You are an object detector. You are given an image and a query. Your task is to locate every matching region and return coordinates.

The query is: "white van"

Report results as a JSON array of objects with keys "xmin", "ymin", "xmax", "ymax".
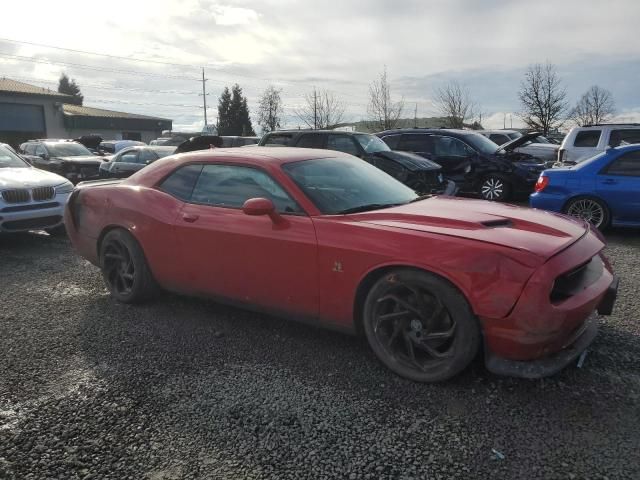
[{"xmin": 558, "ymin": 124, "xmax": 640, "ymax": 164}]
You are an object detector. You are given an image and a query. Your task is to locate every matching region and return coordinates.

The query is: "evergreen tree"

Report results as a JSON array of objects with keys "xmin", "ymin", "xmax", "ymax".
[
  {"xmin": 217, "ymin": 87, "xmax": 232, "ymax": 135},
  {"xmin": 57, "ymin": 73, "xmax": 83, "ymax": 105}
]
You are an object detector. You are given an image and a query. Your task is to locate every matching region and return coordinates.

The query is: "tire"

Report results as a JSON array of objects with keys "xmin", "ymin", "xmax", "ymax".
[
  {"xmin": 46, "ymin": 225, "xmax": 66, "ymax": 237},
  {"xmin": 563, "ymin": 196, "xmax": 611, "ymax": 230},
  {"xmin": 480, "ymin": 175, "xmax": 511, "ymax": 201},
  {"xmin": 99, "ymin": 229, "xmax": 159, "ymax": 303},
  {"xmin": 362, "ymin": 269, "xmax": 480, "ymax": 382}
]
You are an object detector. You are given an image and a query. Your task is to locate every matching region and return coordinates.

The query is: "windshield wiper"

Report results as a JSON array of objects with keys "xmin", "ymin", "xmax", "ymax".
[{"xmin": 337, "ymin": 203, "xmax": 401, "ymax": 214}]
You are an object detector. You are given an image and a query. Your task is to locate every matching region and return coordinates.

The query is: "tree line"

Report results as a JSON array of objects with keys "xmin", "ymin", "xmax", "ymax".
[{"xmin": 57, "ymin": 63, "xmax": 617, "ymax": 137}]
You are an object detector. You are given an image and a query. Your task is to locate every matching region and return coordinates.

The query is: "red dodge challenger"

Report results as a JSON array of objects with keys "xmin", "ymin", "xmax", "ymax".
[{"xmin": 65, "ymin": 148, "xmax": 617, "ymax": 382}]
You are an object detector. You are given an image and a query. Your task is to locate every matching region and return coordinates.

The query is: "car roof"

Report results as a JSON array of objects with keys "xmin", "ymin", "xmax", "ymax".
[
  {"xmin": 378, "ymin": 128, "xmax": 475, "ymax": 136},
  {"xmin": 178, "ymin": 147, "xmax": 344, "ymax": 164},
  {"xmin": 266, "ymin": 130, "xmax": 368, "ymax": 136}
]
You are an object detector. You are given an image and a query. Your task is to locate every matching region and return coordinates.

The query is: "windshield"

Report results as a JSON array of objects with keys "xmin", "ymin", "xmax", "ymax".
[
  {"xmin": 0, "ymin": 145, "xmax": 29, "ymax": 168},
  {"xmin": 283, "ymin": 156, "xmax": 418, "ymax": 214},
  {"xmin": 508, "ymin": 132, "xmax": 522, "ymax": 140},
  {"xmin": 534, "ymin": 136, "xmax": 551, "ymax": 144},
  {"xmin": 354, "ymin": 134, "xmax": 391, "ymax": 153},
  {"xmin": 47, "ymin": 143, "xmax": 93, "ymax": 157},
  {"xmin": 153, "ymin": 147, "xmax": 177, "ymax": 159},
  {"xmin": 464, "ymin": 133, "xmax": 500, "ymax": 155}
]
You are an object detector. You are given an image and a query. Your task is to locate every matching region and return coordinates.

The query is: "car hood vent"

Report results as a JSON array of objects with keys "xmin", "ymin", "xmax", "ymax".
[{"xmin": 481, "ymin": 219, "xmax": 512, "ymax": 228}]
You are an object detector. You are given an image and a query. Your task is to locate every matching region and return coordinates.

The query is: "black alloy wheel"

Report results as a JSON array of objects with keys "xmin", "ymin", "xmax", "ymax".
[
  {"xmin": 99, "ymin": 229, "xmax": 158, "ymax": 303},
  {"xmin": 363, "ymin": 269, "xmax": 480, "ymax": 382}
]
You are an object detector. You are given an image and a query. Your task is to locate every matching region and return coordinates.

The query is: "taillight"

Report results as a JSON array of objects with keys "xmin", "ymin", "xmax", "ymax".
[{"xmin": 534, "ymin": 175, "xmax": 549, "ymax": 193}]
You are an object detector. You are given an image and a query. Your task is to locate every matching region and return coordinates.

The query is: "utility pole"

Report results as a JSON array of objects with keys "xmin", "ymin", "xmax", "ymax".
[
  {"xmin": 414, "ymin": 103, "xmax": 418, "ymax": 128},
  {"xmin": 503, "ymin": 113, "xmax": 506, "ymax": 129},
  {"xmin": 510, "ymin": 114, "xmax": 513, "ymax": 129},
  {"xmin": 199, "ymin": 68, "xmax": 209, "ymax": 131}
]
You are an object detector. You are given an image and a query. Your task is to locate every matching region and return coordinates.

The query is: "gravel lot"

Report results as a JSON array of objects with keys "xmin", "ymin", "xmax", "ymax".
[{"xmin": 1, "ymin": 231, "xmax": 639, "ymax": 480}]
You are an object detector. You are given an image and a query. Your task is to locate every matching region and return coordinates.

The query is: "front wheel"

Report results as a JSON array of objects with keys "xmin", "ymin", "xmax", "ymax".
[
  {"xmin": 564, "ymin": 196, "xmax": 610, "ymax": 230},
  {"xmin": 99, "ymin": 229, "xmax": 159, "ymax": 303},
  {"xmin": 362, "ymin": 269, "xmax": 480, "ymax": 382},
  {"xmin": 480, "ymin": 176, "xmax": 511, "ymax": 201}
]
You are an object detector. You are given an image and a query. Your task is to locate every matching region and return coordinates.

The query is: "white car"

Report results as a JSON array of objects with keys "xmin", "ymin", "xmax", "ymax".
[
  {"xmin": 558, "ymin": 124, "xmax": 640, "ymax": 165},
  {"xmin": 0, "ymin": 144, "xmax": 73, "ymax": 234},
  {"xmin": 479, "ymin": 130, "xmax": 559, "ymax": 164}
]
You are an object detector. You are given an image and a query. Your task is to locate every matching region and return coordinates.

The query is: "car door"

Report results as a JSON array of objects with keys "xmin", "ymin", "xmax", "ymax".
[
  {"xmin": 569, "ymin": 129, "xmax": 602, "ymax": 163},
  {"xmin": 596, "ymin": 150, "xmax": 640, "ymax": 223},
  {"xmin": 430, "ymin": 135, "xmax": 475, "ymax": 182},
  {"xmin": 21, "ymin": 143, "xmax": 39, "ymax": 165},
  {"xmin": 112, "ymin": 149, "xmax": 140, "ymax": 178},
  {"xmin": 174, "ymin": 163, "xmax": 319, "ymax": 317},
  {"xmin": 32, "ymin": 143, "xmax": 50, "ymax": 170}
]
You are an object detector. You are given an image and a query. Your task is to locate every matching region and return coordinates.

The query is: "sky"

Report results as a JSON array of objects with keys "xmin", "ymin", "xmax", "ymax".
[{"xmin": 1, "ymin": 0, "xmax": 639, "ymax": 132}]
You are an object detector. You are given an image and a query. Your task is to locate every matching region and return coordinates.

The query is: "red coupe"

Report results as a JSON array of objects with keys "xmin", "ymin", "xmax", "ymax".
[{"xmin": 65, "ymin": 148, "xmax": 617, "ymax": 382}]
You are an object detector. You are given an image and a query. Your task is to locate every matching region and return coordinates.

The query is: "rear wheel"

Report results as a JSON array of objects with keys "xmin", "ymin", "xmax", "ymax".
[
  {"xmin": 362, "ymin": 269, "xmax": 480, "ymax": 382},
  {"xmin": 564, "ymin": 196, "xmax": 610, "ymax": 230},
  {"xmin": 99, "ymin": 229, "xmax": 158, "ymax": 303},
  {"xmin": 480, "ymin": 176, "xmax": 511, "ymax": 201}
]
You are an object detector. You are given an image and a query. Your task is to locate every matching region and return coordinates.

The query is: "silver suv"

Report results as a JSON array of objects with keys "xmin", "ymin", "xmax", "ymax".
[{"xmin": 558, "ymin": 124, "xmax": 640, "ymax": 165}]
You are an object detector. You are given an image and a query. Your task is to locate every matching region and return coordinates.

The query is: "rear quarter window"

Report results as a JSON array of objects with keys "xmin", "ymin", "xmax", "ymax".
[
  {"xmin": 158, "ymin": 164, "xmax": 203, "ymax": 201},
  {"xmin": 573, "ymin": 130, "xmax": 601, "ymax": 147}
]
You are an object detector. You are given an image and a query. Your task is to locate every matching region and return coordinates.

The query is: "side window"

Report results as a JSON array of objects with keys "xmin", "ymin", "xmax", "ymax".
[
  {"xmin": 295, "ymin": 134, "xmax": 323, "ymax": 149},
  {"xmin": 398, "ymin": 134, "xmax": 432, "ymax": 152},
  {"xmin": 326, "ymin": 135, "xmax": 360, "ymax": 156},
  {"xmin": 380, "ymin": 134, "xmax": 401, "ymax": 149},
  {"xmin": 605, "ymin": 151, "xmax": 640, "ymax": 177},
  {"xmin": 119, "ymin": 151, "xmax": 139, "ymax": 164},
  {"xmin": 158, "ymin": 164, "xmax": 203, "ymax": 201},
  {"xmin": 609, "ymin": 129, "xmax": 640, "ymax": 147},
  {"xmin": 34, "ymin": 144, "xmax": 46, "ymax": 156},
  {"xmin": 574, "ymin": 130, "xmax": 601, "ymax": 147},
  {"xmin": 139, "ymin": 149, "xmax": 158, "ymax": 164},
  {"xmin": 191, "ymin": 165, "xmax": 302, "ymax": 214},
  {"xmin": 264, "ymin": 134, "xmax": 292, "ymax": 146},
  {"xmin": 24, "ymin": 144, "xmax": 36, "ymax": 155},
  {"xmin": 433, "ymin": 136, "xmax": 474, "ymax": 157},
  {"xmin": 489, "ymin": 134, "xmax": 509, "ymax": 145}
]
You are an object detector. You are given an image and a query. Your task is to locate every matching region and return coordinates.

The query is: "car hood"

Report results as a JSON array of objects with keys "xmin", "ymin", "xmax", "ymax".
[
  {"xmin": 498, "ymin": 132, "xmax": 543, "ymax": 152},
  {"xmin": 351, "ymin": 197, "xmax": 588, "ymax": 259},
  {"xmin": 370, "ymin": 150, "xmax": 441, "ymax": 172},
  {"xmin": 55, "ymin": 155, "xmax": 102, "ymax": 163},
  {"xmin": 0, "ymin": 167, "xmax": 68, "ymax": 188}
]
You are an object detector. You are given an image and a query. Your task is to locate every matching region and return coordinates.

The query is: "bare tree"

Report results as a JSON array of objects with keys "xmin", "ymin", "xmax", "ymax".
[
  {"xmin": 518, "ymin": 63, "xmax": 568, "ymax": 135},
  {"xmin": 367, "ymin": 67, "xmax": 404, "ymax": 131},
  {"xmin": 295, "ymin": 88, "xmax": 346, "ymax": 129},
  {"xmin": 433, "ymin": 81, "xmax": 476, "ymax": 129},
  {"xmin": 257, "ymin": 85, "xmax": 283, "ymax": 133},
  {"xmin": 570, "ymin": 85, "xmax": 615, "ymax": 126}
]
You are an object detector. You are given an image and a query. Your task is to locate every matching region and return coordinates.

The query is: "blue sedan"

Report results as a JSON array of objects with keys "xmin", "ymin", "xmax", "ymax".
[{"xmin": 530, "ymin": 144, "xmax": 640, "ymax": 229}]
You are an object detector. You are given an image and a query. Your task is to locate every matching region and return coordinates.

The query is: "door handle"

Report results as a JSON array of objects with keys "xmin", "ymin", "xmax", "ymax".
[
  {"xmin": 602, "ymin": 179, "xmax": 617, "ymax": 185},
  {"xmin": 182, "ymin": 213, "xmax": 199, "ymax": 223}
]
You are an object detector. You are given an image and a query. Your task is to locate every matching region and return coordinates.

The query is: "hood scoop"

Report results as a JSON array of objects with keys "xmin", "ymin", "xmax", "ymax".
[{"xmin": 481, "ymin": 219, "xmax": 512, "ymax": 228}]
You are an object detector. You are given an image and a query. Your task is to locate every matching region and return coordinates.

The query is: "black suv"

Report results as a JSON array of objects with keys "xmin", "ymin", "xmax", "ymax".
[
  {"xmin": 376, "ymin": 129, "xmax": 546, "ymax": 201},
  {"xmin": 258, "ymin": 130, "xmax": 455, "ymax": 195},
  {"xmin": 20, "ymin": 140, "xmax": 102, "ymax": 183}
]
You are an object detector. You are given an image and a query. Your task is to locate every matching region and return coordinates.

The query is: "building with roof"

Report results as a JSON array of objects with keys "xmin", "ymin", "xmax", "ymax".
[{"xmin": 0, "ymin": 78, "xmax": 172, "ymax": 147}]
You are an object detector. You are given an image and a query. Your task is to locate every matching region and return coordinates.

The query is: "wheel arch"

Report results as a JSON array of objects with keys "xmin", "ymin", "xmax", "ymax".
[
  {"xmin": 352, "ymin": 264, "xmax": 473, "ymax": 337},
  {"xmin": 96, "ymin": 223, "xmax": 139, "ymax": 261}
]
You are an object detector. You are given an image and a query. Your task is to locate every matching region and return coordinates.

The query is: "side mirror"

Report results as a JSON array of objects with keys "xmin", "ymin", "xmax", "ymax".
[{"xmin": 243, "ymin": 197, "xmax": 276, "ymax": 217}]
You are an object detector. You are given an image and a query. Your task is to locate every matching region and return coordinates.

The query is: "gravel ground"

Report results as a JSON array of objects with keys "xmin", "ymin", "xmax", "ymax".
[{"xmin": 0, "ymin": 231, "xmax": 639, "ymax": 480}]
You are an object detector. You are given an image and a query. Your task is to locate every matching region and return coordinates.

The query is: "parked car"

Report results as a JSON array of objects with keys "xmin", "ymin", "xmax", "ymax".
[
  {"xmin": 99, "ymin": 146, "xmax": 176, "ymax": 178},
  {"xmin": 0, "ymin": 143, "xmax": 73, "ymax": 234},
  {"xmin": 530, "ymin": 144, "xmax": 640, "ymax": 229},
  {"xmin": 221, "ymin": 136, "xmax": 260, "ymax": 147},
  {"xmin": 259, "ymin": 130, "xmax": 455, "ymax": 195},
  {"xmin": 478, "ymin": 130, "xmax": 559, "ymax": 164},
  {"xmin": 377, "ymin": 129, "xmax": 546, "ymax": 201},
  {"xmin": 1, "ymin": 143, "xmax": 20, "ymax": 156},
  {"xmin": 98, "ymin": 140, "xmax": 146, "ymax": 155},
  {"xmin": 19, "ymin": 140, "xmax": 102, "ymax": 183},
  {"xmin": 557, "ymin": 123, "xmax": 640, "ymax": 165},
  {"xmin": 66, "ymin": 147, "xmax": 617, "ymax": 382}
]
